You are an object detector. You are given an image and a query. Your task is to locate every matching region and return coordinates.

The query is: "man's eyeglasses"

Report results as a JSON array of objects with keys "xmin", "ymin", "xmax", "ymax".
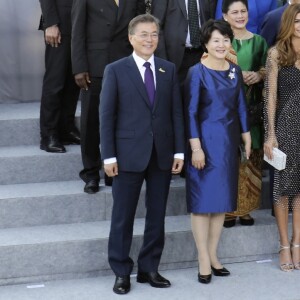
[{"xmin": 134, "ymin": 33, "xmax": 159, "ymax": 40}]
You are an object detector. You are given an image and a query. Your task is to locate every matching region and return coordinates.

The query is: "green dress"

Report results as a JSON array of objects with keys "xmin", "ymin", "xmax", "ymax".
[
  {"xmin": 232, "ymin": 34, "xmax": 268, "ymax": 149},
  {"xmin": 226, "ymin": 34, "xmax": 268, "ymax": 218}
]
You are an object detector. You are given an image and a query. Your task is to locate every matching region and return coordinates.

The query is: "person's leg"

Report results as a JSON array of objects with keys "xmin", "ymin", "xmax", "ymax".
[
  {"xmin": 191, "ymin": 213, "xmax": 211, "ymax": 275},
  {"xmin": 274, "ymin": 197, "xmax": 293, "ymax": 271},
  {"xmin": 59, "ymin": 36, "xmax": 80, "ymax": 139},
  {"xmin": 108, "ymin": 170, "xmax": 144, "ymax": 276},
  {"xmin": 79, "ymin": 77, "xmax": 102, "ymax": 183},
  {"xmin": 208, "ymin": 213, "xmax": 226, "ymax": 269},
  {"xmin": 291, "ymin": 196, "xmax": 300, "ymax": 269},
  {"xmin": 40, "ymin": 39, "xmax": 68, "ymax": 139},
  {"xmin": 137, "ymin": 149, "xmax": 172, "ymax": 272}
]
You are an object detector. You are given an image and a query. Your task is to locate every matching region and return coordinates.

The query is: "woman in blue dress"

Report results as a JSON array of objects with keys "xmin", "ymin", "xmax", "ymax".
[{"xmin": 185, "ymin": 20, "xmax": 251, "ymax": 284}]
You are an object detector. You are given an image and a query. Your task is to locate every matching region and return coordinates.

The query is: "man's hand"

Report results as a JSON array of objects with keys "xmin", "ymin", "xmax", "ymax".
[
  {"xmin": 172, "ymin": 158, "xmax": 184, "ymax": 174},
  {"xmin": 75, "ymin": 72, "xmax": 91, "ymax": 90},
  {"xmin": 104, "ymin": 162, "xmax": 119, "ymax": 177},
  {"xmin": 45, "ymin": 25, "xmax": 61, "ymax": 47}
]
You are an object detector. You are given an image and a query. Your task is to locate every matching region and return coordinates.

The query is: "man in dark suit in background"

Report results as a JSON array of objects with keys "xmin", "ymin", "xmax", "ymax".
[
  {"xmin": 100, "ymin": 14, "xmax": 185, "ymax": 295},
  {"xmin": 71, "ymin": 0, "xmax": 145, "ymax": 193},
  {"xmin": 151, "ymin": 0, "xmax": 217, "ymax": 86},
  {"xmin": 260, "ymin": 0, "xmax": 300, "ymax": 47},
  {"xmin": 39, "ymin": 0, "xmax": 80, "ymax": 153}
]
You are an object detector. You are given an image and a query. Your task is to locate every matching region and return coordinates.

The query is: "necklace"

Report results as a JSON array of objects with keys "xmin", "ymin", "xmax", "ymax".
[{"xmin": 234, "ymin": 30, "xmax": 250, "ymax": 46}]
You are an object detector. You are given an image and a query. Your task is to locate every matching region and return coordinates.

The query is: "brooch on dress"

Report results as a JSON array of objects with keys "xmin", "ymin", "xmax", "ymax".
[{"xmin": 228, "ymin": 67, "xmax": 235, "ymax": 80}]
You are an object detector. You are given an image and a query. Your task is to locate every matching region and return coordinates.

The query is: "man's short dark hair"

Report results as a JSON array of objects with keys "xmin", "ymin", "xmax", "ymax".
[
  {"xmin": 128, "ymin": 14, "xmax": 160, "ymax": 35},
  {"xmin": 200, "ymin": 19, "xmax": 234, "ymax": 52}
]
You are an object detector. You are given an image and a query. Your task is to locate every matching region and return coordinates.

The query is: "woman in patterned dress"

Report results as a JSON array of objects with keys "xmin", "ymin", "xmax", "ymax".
[{"xmin": 264, "ymin": 4, "xmax": 300, "ymax": 272}]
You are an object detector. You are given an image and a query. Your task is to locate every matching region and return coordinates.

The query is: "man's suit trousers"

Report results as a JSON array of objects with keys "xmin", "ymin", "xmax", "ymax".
[{"xmin": 40, "ymin": 35, "xmax": 79, "ymax": 138}]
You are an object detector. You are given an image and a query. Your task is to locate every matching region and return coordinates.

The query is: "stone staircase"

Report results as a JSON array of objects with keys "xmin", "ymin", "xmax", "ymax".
[{"xmin": 0, "ymin": 102, "xmax": 281, "ymax": 286}]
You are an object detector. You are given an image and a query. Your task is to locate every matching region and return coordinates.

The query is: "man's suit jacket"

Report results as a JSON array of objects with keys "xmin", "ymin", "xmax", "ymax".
[
  {"xmin": 39, "ymin": 0, "xmax": 73, "ymax": 35},
  {"xmin": 71, "ymin": 0, "xmax": 145, "ymax": 78},
  {"xmin": 260, "ymin": 4, "xmax": 288, "ymax": 47},
  {"xmin": 151, "ymin": 0, "xmax": 217, "ymax": 70},
  {"xmin": 100, "ymin": 56, "xmax": 185, "ymax": 172}
]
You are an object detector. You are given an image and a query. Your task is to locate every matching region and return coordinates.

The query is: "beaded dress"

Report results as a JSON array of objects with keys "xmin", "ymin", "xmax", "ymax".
[{"xmin": 264, "ymin": 48, "xmax": 300, "ymax": 208}]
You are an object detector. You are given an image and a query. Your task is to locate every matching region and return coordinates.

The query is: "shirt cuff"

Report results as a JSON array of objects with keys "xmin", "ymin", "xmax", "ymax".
[
  {"xmin": 104, "ymin": 154, "xmax": 184, "ymax": 164},
  {"xmin": 174, "ymin": 153, "xmax": 184, "ymax": 160},
  {"xmin": 104, "ymin": 157, "xmax": 117, "ymax": 164}
]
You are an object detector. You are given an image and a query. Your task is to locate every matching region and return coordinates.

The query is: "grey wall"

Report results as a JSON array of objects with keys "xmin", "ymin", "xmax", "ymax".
[{"xmin": 0, "ymin": 0, "xmax": 44, "ymax": 103}]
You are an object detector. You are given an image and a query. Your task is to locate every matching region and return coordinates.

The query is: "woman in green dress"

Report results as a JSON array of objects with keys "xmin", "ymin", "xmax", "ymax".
[{"xmin": 222, "ymin": 0, "xmax": 268, "ymax": 227}]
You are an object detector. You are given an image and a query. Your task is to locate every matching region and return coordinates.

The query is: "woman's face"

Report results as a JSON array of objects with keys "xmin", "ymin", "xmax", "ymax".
[
  {"xmin": 294, "ymin": 12, "xmax": 300, "ymax": 39},
  {"xmin": 223, "ymin": 1, "xmax": 248, "ymax": 31},
  {"xmin": 205, "ymin": 30, "xmax": 231, "ymax": 60}
]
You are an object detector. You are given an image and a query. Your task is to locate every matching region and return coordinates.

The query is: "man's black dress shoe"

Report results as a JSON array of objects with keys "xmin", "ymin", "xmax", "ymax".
[
  {"xmin": 198, "ymin": 273, "xmax": 212, "ymax": 284},
  {"xmin": 104, "ymin": 174, "xmax": 113, "ymax": 187},
  {"xmin": 137, "ymin": 271, "xmax": 171, "ymax": 288},
  {"xmin": 61, "ymin": 130, "xmax": 81, "ymax": 145},
  {"xmin": 113, "ymin": 276, "xmax": 130, "ymax": 295},
  {"xmin": 211, "ymin": 266, "xmax": 230, "ymax": 276},
  {"xmin": 40, "ymin": 136, "xmax": 66, "ymax": 153},
  {"xmin": 84, "ymin": 179, "xmax": 99, "ymax": 194}
]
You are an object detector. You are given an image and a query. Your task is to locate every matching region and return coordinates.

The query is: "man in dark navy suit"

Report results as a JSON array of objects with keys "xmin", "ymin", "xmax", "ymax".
[
  {"xmin": 100, "ymin": 14, "xmax": 185, "ymax": 295},
  {"xmin": 260, "ymin": 0, "xmax": 300, "ymax": 47}
]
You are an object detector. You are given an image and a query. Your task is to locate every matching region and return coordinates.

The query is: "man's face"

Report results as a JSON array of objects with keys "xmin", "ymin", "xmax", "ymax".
[{"xmin": 129, "ymin": 22, "xmax": 159, "ymax": 60}]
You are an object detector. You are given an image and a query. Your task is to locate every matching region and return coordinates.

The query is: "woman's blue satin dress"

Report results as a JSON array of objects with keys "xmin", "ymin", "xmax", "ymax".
[{"xmin": 185, "ymin": 63, "xmax": 249, "ymax": 213}]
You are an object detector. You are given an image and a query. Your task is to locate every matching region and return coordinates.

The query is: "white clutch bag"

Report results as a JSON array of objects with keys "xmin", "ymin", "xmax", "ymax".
[{"xmin": 263, "ymin": 148, "xmax": 287, "ymax": 171}]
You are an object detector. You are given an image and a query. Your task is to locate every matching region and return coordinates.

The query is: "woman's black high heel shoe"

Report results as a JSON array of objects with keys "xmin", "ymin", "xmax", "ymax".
[
  {"xmin": 198, "ymin": 273, "xmax": 212, "ymax": 284},
  {"xmin": 211, "ymin": 266, "xmax": 230, "ymax": 276}
]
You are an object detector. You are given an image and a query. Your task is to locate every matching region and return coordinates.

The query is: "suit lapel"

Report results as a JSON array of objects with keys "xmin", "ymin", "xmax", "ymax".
[
  {"xmin": 104, "ymin": 0, "xmax": 118, "ymax": 9},
  {"xmin": 117, "ymin": 0, "xmax": 124, "ymax": 21},
  {"xmin": 153, "ymin": 58, "xmax": 166, "ymax": 112},
  {"xmin": 198, "ymin": 0, "xmax": 208, "ymax": 25},
  {"xmin": 178, "ymin": 0, "xmax": 187, "ymax": 19},
  {"xmin": 126, "ymin": 56, "xmax": 152, "ymax": 109}
]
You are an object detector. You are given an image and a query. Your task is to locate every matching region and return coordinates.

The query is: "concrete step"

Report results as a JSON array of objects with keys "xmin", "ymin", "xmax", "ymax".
[
  {"xmin": 0, "ymin": 209, "xmax": 282, "ymax": 286},
  {"xmin": 0, "ymin": 102, "xmax": 80, "ymax": 147},
  {"xmin": 0, "ymin": 261, "xmax": 299, "ymax": 300},
  {"xmin": 0, "ymin": 145, "xmax": 81, "ymax": 184},
  {"xmin": 0, "ymin": 177, "xmax": 186, "ymax": 228}
]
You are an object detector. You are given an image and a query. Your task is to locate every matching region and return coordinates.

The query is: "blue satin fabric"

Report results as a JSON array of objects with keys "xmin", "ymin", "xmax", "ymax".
[{"xmin": 185, "ymin": 63, "xmax": 249, "ymax": 213}]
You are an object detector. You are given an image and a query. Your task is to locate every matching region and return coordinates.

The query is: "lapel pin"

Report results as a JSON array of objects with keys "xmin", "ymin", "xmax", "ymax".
[
  {"xmin": 228, "ymin": 67, "xmax": 235, "ymax": 80},
  {"xmin": 159, "ymin": 68, "xmax": 165, "ymax": 73}
]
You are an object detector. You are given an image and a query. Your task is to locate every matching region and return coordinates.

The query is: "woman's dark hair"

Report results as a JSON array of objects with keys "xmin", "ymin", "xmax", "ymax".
[
  {"xmin": 222, "ymin": 0, "xmax": 248, "ymax": 13},
  {"xmin": 200, "ymin": 19, "xmax": 234, "ymax": 52}
]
